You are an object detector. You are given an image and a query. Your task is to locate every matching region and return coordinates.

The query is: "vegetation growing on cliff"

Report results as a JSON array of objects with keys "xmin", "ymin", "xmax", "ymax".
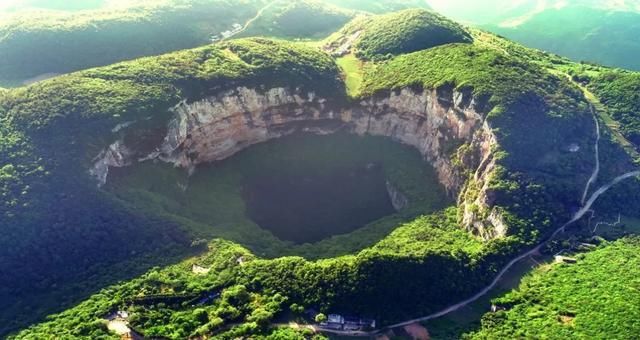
[
  {"xmin": 467, "ymin": 237, "xmax": 640, "ymax": 339},
  {"xmin": 360, "ymin": 42, "xmax": 594, "ymax": 243},
  {"xmin": 6, "ymin": 38, "xmax": 342, "ymax": 130}
]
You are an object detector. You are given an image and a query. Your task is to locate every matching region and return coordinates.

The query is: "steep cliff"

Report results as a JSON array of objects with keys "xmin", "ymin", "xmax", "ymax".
[{"xmin": 92, "ymin": 86, "xmax": 501, "ymax": 238}]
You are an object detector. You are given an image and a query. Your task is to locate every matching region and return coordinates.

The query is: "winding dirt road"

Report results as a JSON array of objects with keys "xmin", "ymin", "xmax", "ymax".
[
  {"xmin": 581, "ymin": 105, "xmax": 601, "ymax": 205},
  {"xmin": 222, "ymin": 0, "xmax": 277, "ymax": 41}
]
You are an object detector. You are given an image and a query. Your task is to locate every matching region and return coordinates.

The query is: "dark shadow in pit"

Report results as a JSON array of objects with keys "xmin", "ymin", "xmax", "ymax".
[{"xmin": 243, "ymin": 162, "xmax": 396, "ymax": 244}]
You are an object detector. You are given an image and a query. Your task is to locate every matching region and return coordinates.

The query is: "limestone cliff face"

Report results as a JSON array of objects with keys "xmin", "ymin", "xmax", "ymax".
[
  {"xmin": 92, "ymin": 86, "xmax": 504, "ymax": 239},
  {"xmin": 386, "ymin": 180, "xmax": 409, "ymax": 211},
  {"xmin": 90, "ymin": 140, "xmax": 132, "ymax": 185}
]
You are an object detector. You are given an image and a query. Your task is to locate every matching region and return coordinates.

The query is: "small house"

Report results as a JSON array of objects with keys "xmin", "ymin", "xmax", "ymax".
[
  {"xmin": 320, "ymin": 313, "xmax": 375, "ymax": 331},
  {"xmin": 554, "ymin": 255, "xmax": 577, "ymax": 264}
]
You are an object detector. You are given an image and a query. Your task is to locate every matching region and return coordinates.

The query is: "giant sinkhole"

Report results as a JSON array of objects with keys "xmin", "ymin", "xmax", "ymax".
[{"xmin": 107, "ymin": 132, "xmax": 450, "ymax": 256}]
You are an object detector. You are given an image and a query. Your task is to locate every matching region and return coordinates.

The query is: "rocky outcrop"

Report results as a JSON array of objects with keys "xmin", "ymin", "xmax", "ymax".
[
  {"xmin": 91, "ymin": 86, "xmax": 503, "ymax": 239},
  {"xmin": 90, "ymin": 140, "xmax": 132, "ymax": 186},
  {"xmin": 386, "ymin": 180, "xmax": 409, "ymax": 211}
]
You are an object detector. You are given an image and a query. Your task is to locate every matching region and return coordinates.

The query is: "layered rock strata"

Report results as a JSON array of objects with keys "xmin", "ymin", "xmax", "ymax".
[{"xmin": 92, "ymin": 86, "xmax": 502, "ymax": 238}]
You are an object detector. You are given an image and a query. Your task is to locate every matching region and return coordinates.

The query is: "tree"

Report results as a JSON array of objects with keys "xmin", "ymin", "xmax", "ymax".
[
  {"xmin": 290, "ymin": 303, "xmax": 305, "ymax": 314},
  {"xmin": 314, "ymin": 313, "xmax": 327, "ymax": 323}
]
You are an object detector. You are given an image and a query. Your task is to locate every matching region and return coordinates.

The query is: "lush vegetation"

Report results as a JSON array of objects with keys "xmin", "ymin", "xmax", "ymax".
[
  {"xmin": 426, "ymin": 1, "xmax": 640, "ymax": 70},
  {"xmin": 467, "ymin": 237, "xmax": 640, "ymax": 339},
  {"xmin": 335, "ymin": 54, "xmax": 366, "ymax": 96},
  {"xmin": 361, "ymin": 42, "xmax": 595, "ymax": 243},
  {"xmin": 13, "ymin": 208, "xmax": 502, "ymax": 339},
  {"xmin": 326, "ymin": 9, "xmax": 472, "ymax": 60},
  {"xmin": 587, "ymin": 71, "xmax": 640, "ymax": 147},
  {"xmin": 4, "ymin": 6, "xmax": 640, "ymax": 339},
  {"xmin": 0, "ymin": 0, "xmax": 434, "ymax": 87},
  {"xmin": 0, "ymin": 38, "xmax": 342, "ymax": 335},
  {"xmin": 6, "ymin": 37, "xmax": 341, "ymax": 129}
]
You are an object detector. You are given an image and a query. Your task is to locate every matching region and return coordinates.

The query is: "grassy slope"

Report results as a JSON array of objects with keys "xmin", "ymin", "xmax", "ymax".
[
  {"xmin": 467, "ymin": 237, "xmax": 640, "ymax": 339},
  {"xmin": 447, "ymin": 27, "xmax": 640, "ymax": 218},
  {"xmin": 5, "ymin": 38, "xmax": 341, "ymax": 129},
  {"xmin": 335, "ymin": 54, "xmax": 365, "ymax": 96},
  {"xmin": 0, "ymin": 0, "xmax": 432, "ymax": 87},
  {"xmin": 587, "ymin": 71, "xmax": 640, "ymax": 147}
]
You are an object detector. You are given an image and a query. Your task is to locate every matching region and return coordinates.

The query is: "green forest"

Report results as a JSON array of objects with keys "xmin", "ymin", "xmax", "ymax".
[
  {"xmin": 468, "ymin": 237, "xmax": 640, "ymax": 339},
  {"xmin": 326, "ymin": 9, "xmax": 471, "ymax": 60}
]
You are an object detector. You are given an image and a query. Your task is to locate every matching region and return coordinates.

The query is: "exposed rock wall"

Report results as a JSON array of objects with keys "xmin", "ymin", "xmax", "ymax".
[
  {"xmin": 386, "ymin": 180, "xmax": 409, "ymax": 211},
  {"xmin": 91, "ymin": 86, "xmax": 503, "ymax": 238},
  {"xmin": 90, "ymin": 140, "xmax": 132, "ymax": 185}
]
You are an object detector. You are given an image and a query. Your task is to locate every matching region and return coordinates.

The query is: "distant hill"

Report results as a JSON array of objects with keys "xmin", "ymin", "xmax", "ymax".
[
  {"xmin": 484, "ymin": 6, "xmax": 640, "ymax": 71},
  {"xmin": 0, "ymin": 0, "xmax": 426, "ymax": 87},
  {"xmin": 427, "ymin": 0, "xmax": 640, "ymax": 70},
  {"xmin": 239, "ymin": 0, "xmax": 356, "ymax": 39},
  {"xmin": 0, "ymin": 0, "xmax": 106, "ymax": 12},
  {"xmin": 324, "ymin": 0, "xmax": 430, "ymax": 14}
]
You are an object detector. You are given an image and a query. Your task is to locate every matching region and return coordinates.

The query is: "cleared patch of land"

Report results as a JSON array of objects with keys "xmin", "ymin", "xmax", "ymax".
[{"xmin": 336, "ymin": 54, "xmax": 365, "ymax": 97}]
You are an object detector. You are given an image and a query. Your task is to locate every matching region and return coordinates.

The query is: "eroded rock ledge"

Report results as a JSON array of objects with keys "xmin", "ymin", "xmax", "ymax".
[{"xmin": 92, "ymin": 86, "xmax": 504, "ymax": 239}]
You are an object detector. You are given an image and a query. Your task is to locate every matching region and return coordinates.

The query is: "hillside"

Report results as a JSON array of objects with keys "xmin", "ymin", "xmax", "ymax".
[
  {"xmin": 467, "ymin": 237, "xmax": 640, "ymax": 339},
  {"xmin": 324, "ymin": 9, "xmax": 472, "ymax": 60},
  {"xmin": 586, "ymin": 71, "xmax": 640, "ymax": 146},
  {"xmin": 484, "ymin": 6, "xmax": 640, "ymax": 71},
  {"xmin": 324, "ymin": 0, "xmax": 431, "ymax": 14},
  {"xmin": 0, "ymin": 0, "xmax": 269, "ymax": 86},
  {"xmin": 0, "ymin": 0, "xmax": 425, "ymax": 87},
  {"xmin": 0, "ymin": 38, "xmax": 343, "ymax": 335},
  {"xmin": 2, "ymin": 5, "xmax": 640, "ymax": 340},
  {"xmin": 239, "ymin": 0, "xmax": 356, "ymax": 39},
  {"xmin": 426, "ymin": 1, "xmax": 640, "ymax": 70}
]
